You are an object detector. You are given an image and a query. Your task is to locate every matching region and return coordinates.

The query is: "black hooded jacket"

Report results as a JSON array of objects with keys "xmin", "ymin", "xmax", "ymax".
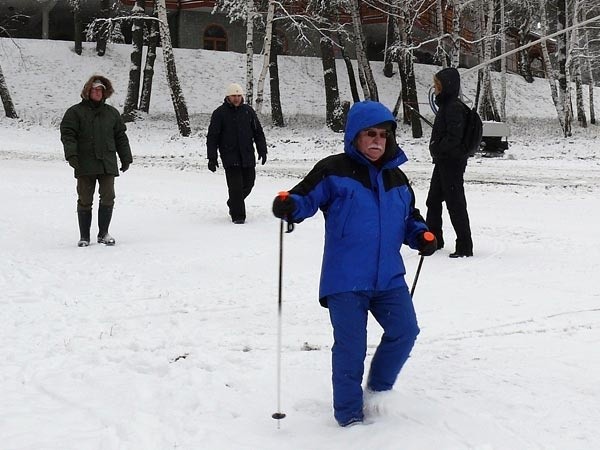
[
  {"xmin": 429, "ymin": 67, "xmax": 468, "ymax": 162},
  {"xmin": 207, "ymin": 98, "xmax": 267, "ymax": 168}
]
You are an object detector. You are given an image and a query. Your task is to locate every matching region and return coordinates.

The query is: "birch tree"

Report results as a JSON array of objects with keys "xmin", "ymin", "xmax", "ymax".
[
  {"xmin": 539, "ymin": 0, "xmax": 565, "ymax": 133},
  {"xmin": 556, "ymin": 0, "xmax": 573, "ymax": 136},
  {"xmin": 245, "ymin": 0, "xmax": 257, "ymax": 106},
  {"xmin": 255, "ymin": 0, "xmax": 275, "ymax": 116},
  {"xmin": 570, "ymin": 0, "xmax": 587, "ymax": 127},
  {"xmin": 347, "ymin": 0, "xmax": 378, "ymax": 100},
  {"xmin": 476, "ymin": 0, "xmax": 500, "ymax": 121},
  {"xmin": 391, "ymin": 0, "xmax": 423, "ymax": 137},
  {"xmin": 140, "ymin": 12, "xmax": 160, "ymax": 113},
  {"xmin": 435, "ymin": 0, "xmax": 448, "ymax": 67},
  {"xmin": 155, "ymin": 0, "xmax": 191, "ymax": 136},
  {"xmin": 583, "ymin": 21, "xmax": 596, "ymax": 124}
]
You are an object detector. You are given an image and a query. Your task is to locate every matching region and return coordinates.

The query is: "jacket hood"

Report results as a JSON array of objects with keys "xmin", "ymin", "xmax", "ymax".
[
  {"xmin": 434, "ymin": 67, "xmax": 461, "ymax": 104},
  {"xmin": 80, "ymin": 75, "xmax": 114, "ymax": 100},
  {"xmin": 344, "ymin": 100, "xmax": 406, "ymax": 167}
]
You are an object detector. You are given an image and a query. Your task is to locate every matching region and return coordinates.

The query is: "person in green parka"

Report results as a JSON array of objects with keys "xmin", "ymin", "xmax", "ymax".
[{"xmin": 60, "ymin": 75, "xmax": 133, "ymax": 247}]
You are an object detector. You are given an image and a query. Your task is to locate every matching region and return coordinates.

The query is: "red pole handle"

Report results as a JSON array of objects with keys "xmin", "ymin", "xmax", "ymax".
[
  {"xmin": 277, "ymin": 191, "xmax": 294, "ymax": 233},
  {"xmin": 423, "ymin": 231, "xmax": 435, "ymax": 242}
]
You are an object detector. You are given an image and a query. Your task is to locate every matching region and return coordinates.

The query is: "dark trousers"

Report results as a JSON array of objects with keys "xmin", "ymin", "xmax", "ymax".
[
  {"xmin": 425, "ymin": 159, "xmax": 472, "ymax": 253},
  {"xmin": 76, "ymin": 175, "xmax": 115, "ymax": 212},
  {"xmin": 327, "ymin": 288, "xmax": 420, "ymax": 426},
  {"xmin": 224, "ymin": 166, "xmax": 256, "ymax": 221}
]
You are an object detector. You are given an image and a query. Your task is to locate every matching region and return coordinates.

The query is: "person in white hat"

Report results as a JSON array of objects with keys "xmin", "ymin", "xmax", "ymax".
[{"xmin": 206, "ymin": 82, "xmax": 268, "ymax": 224}]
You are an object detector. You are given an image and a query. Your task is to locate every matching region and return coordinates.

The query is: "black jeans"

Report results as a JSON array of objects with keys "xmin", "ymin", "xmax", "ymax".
[
  {"xmin": 76, "ymin": 174, "xmax": 115, "ymax": 212},
  {"xmin": 425, "ymin": 159, "xmax": 472, "ymax": 253},
  {"xmin": 224, "ymin": 166, "xmax": 256, "ymax": 221}
]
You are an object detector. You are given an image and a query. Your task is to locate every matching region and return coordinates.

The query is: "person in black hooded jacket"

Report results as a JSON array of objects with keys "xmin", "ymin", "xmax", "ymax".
[
  {"xmin": 426, "ymin": 67, "xmax": 473, "ymax": 258},
  {"xmin": 206, "ymin": 83, "xmax": 268, "ymax": 224}
]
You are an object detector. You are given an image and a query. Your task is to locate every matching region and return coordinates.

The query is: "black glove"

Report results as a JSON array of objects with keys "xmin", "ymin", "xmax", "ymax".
[
  {"xmin": 67, "ymin": 156, "xmax": 79, "ymax": 171},
  {"xmin": 417, "ymin": 231, "xmax": 438, "ymax": 256},
  {"xmin": 120, "ymin": 162, "xmax": 130, "ymax": 172},
  {"xmin": 208, "ymin": 160, "xmax": 218, "ymax": 172},
  {"xmin": 272, "ymin": 194, "xmax": 296, "ymax": 219},
  {"xmin": 258, "ymin": 153, "xmax": 267, "ymax": 165}
]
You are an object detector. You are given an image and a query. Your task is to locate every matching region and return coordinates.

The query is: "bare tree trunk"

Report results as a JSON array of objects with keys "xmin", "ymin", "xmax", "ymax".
[
  {"xmin": 500, "ymin": 0, "xmax": 507, "ymax": 121},
  {"xmin": 539, "ymin": 0, "xmax": 565, "ymax": 132},
  {"xmin": 269, "ymin": 21, "xmax": 284, "ymax": 127},
  {"xmin": 140, "ymin": 15, "xmax": 159, "ymax": 113},
  {"xmin": 122, "ymin": 0, "xmax": 146, "ymax": 122},
  {"xmin": 255, "ymin": 0, "xmax": 275, "ymax": 116},
  {"xmin": 96, "ymin": 0, "xmax": 111, "ymax": 56},
  {"xmin": 584, "ymin": 26, "xmax": 596, "ymax": 124},
  {"xmin": 348, "ymin": 0, "xmax": 378, "ymax": 100},
  {"xmin": 245, "ymin": 0, "xmax": 255, "ymax": 107},
  {"xmin": 393, "ymin": 2, "xmax": 422, "ymax": 137},
  {"xmin": 571, "ymin": 0, "xmax": 587, "ymax": 127},
  {"xmin": 336, "ymin": 30, "xmax": 360, "ymax": 103},
  {"xmin": 435, "ymin": 0, "xmax": 448, "ymax": 67},
  {"xmin": 0, "ymin": 62, "xmax": 18, "ymax": 118},
  {"xmin": 383, "ymin": 14, "xmax": 394, "ymax": 78},
  {"xmin": 449, "ymin": 0, "xmax": 461, "ymax": 68},
  {"xmin": 478, "ymin": 0, "xmax": 500, "ymax": 121},
  {"xmin": 155, "ymin": 0, "xmax": 191, "ymax": 136},
  {"xmin": 557, "ymin": 0, "xmax": 572, "ymax": 136},
  {"xmin": 320, "ymin": 33, "xmax": 344, "ymax": 132},
  {"xmin": 71, "ymin": 0, "xmax": 83, "ymax": 55}
]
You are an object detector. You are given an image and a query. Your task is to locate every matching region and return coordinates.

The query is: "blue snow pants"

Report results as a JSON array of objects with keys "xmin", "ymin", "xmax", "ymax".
[{"xmin": 327, "ymin": 287, "xmax": 420, "ymax": 426}]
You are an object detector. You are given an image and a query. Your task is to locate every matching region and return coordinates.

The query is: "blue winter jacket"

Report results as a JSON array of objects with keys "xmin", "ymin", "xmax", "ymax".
[{"xmin": 288, "ymin": 101, "xmax": 428, "ymax": 307}]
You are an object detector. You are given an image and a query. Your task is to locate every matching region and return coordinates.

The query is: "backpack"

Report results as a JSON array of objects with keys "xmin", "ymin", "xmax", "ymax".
[{"xmin": 459, "ymin": 100, "xmax": 483, "ymax": 157}]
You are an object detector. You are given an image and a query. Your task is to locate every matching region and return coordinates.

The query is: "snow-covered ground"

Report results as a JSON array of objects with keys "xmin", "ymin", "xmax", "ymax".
[{"xmin": 1, "ymin": 38, "xmax": 599, "ymax": 450}]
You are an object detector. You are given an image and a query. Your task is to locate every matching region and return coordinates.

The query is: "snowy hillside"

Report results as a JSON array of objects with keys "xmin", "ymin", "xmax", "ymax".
[{"xmin": 1, "ymin": 38, "xmax": 599, "ymax": 450}]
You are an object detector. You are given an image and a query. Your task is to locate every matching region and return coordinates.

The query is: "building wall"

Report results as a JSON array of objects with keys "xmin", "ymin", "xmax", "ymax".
[{"xmin": 176, "ymin": 9, "xmax": 322, "ymax": 58}]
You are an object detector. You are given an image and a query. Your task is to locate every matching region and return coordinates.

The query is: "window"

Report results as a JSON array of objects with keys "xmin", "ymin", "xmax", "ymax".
[{"xmin": 204, "ymin": 25, "xmax": 227, "ymax": 51}]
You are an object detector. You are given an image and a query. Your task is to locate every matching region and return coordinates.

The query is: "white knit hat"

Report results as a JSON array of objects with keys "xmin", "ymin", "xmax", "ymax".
[
  {"xmin": 226, "ymin": 83, "xmax": 244, "ymax": 96},
  {"xmin": 92, "ymin": 80, "xmax": 106, "ymax": 89}
]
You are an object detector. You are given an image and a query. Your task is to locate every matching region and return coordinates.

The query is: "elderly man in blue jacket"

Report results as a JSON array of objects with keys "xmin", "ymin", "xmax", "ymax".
[{"xmin": 272, "ymin": 100, "xmax": 437, "ymax": 427}]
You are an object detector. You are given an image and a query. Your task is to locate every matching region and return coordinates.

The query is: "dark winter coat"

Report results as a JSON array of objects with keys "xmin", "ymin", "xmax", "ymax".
[
  {"xmin": 206, "ymin": 98, "xmax": 267, "ymax": 168},
  {"xmin": 60, "ymin": 75, "xmax": 132, "ymax": 178},
  {"xmin": 429, "ymin": 67, "xmax": 468, "ymax": 162},
  {"xmin": 287, "ymin": 101, "xmax": 428, "ymax": 306}
]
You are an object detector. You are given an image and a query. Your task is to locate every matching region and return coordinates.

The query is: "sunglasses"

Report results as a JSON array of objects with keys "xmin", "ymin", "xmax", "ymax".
[{"xmin": 362, "ymin": 129, "xmax": 391, "ymax": 139}]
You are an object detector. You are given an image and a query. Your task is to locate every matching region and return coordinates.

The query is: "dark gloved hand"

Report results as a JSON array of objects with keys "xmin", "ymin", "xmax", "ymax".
[
  {"xmin": 272, "ymin": 194, "xmax": 296, "ymax": 219},
  {"xmin": 258, "ymin": 154, "xmax": 267, "ymax": 165},
  {"xmin": 418, "ymin": 231, "xmax": 438, "ymax": 256},
  {"xmin": 120, "ymin": 162, "xmax": 130, "ymax": 172},
  {"xmin": 208, "ymin": 160, "xmax": 218, "ymax": 172},
  {"xmin": 67, "ymin": 156, "xmax": 79, "ymax": 171}
]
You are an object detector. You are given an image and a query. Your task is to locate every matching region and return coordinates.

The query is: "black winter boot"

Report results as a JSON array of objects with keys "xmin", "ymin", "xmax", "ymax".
[
  {"xmin": 77, "ymin": 210, "xmax": 92, "ymax": 247},
  {"xmin": 97, "ymin": 205, "xmax": 115, "ymax": 245}
]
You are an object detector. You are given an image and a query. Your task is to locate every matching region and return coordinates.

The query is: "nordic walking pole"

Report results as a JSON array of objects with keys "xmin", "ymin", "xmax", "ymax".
[
  {"xmin": 273, "ymin": 192, "xmax": 293, "ymax": 426},
  {"xmin": 410, "ymin": 231, "xmax": 435, "ymax": 298}
]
